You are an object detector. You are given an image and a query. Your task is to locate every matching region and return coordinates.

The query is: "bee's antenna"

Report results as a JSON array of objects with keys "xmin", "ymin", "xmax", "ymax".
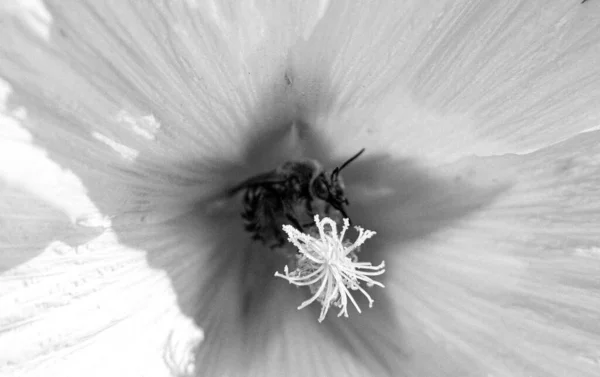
[
  {"xmin": 331, "ymin": 148, "xmax": 365, "ymax": 180},
  {"xmin": 339, "ymin": 148, "xmax": 366, "ymax": 172}
]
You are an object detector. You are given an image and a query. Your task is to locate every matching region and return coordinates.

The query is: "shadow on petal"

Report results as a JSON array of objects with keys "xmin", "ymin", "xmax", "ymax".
[
  {"xmin": 0, "ymin": 179, "xmax": 102, "ymax": 273},
  {"xmin": 344, "ymin": 153, "xmax": 509, "ymax": 252}
]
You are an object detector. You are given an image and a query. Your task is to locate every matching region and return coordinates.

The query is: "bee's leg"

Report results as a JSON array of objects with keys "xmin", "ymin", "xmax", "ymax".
[
  {"xmin": 241, "ymin": 188, "xmax": 266, "ymax": 244},
  {"xmin": 298, "ymin": 198, "xmax": 317, "ymax": 228},
  {"xmin": 290, "ymin": 176, "xmax": 301, "ymax": 193},
  {"xmin": 301, "ymin": 213, "xmax": 316, "ymax": 228},
  {"xmin": 267, "ymin": 207, "xmax": 284, "ymax": 248},
  {"xmin": 247, "ymin": 218, "xmax": 268, "ymax": 245},
  {"xmin": 241, "ymin": 188, "xmax": 259, "ymax": 221},
  {"xmin": 285, "ymin": 213, "xmax": 304, "ymax": 231},
  {"xmin": 259, "ymin": 190, "xmax": 290, "ymax": 248},
  {"xmin": 324, "ymin": 202, "xmax": 332, "ymax": 215},
  {"xmin": 300, "ymin": 201, "xmax": 331, "ymax": 227},
  {"xmin": 270, "ymin": 205, "xmax": 286, "ymax": 248},
  {"xmin": 302, "ymin": 220, "xmax": 316, "ymax": 228},
  {"xmin": 305, "ymin": 198, "xmax": 315, "ymax": 216}
]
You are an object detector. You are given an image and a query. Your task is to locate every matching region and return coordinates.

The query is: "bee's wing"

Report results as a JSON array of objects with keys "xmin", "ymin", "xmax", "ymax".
[{"xmin": 227, "ymin": 171, "xmax": 286, "ymax": 196}]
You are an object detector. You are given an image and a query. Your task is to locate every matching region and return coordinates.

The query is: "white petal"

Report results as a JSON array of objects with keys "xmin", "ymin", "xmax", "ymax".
[
  {"xmin": 0, "ymin": 1, "xmax": 324, "ymax": 205},
  {"xmin": 380, "ymin": 130, "xmax": 600, "ymax": 376},
  {"xmin": 290, "ymin": 1, "xmax": 600, "ymax": 162},
  {"xmin": 0, "ymin": 197, "xmax": 217, "ymax": 377}
]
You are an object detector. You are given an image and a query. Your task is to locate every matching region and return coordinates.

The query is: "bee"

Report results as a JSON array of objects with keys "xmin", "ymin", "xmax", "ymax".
[{"xmin": 229, "ymin": 148, "xmax": 366, "ymax": 248}]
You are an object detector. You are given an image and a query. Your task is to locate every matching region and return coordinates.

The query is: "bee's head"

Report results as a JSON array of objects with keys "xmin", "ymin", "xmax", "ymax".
[{"xmin": 311, "ymin": 148, "xmax": 365, "ymax": 219}]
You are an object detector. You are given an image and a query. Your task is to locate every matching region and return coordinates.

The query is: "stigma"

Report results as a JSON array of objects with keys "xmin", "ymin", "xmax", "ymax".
[{"xmin": 275, "ymin": 215, "xmax": 385, "ymax": 322}]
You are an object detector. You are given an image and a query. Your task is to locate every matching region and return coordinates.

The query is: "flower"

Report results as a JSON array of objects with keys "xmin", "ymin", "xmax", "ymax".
[
  {"xmin": 275, "ymin": 215, "xmax": 385, "ymax": 322},
  {"xmin": 2, "ymin": 1, "xmax": 600, "ymax": 377}
]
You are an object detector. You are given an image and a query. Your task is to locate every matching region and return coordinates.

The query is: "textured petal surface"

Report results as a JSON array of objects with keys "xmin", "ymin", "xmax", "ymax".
[
  {"xmin": 0, "ymin": 0, "xmax": 325, "ymax": 216},
  {"xmin": 290, "ymin": 0, "xmax": 600, "ymax": 162},
  {"xmin": 0, "ymin": 216, "xmax": 208, "ymax": 377},
  {"xmin": 375, "ymin": 131, "xmax": 600, "ymax": 376}
]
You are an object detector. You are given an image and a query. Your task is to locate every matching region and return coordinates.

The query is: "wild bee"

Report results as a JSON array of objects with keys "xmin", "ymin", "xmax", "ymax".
[{"xmin": 228, "ymin": 148, "xmax": 365, "ymax": 248}]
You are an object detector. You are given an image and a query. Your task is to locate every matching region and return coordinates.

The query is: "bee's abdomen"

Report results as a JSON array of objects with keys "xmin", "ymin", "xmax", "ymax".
[{"xmin": 241, "ymin": 185, "xmax": 287, "ymax": 246}]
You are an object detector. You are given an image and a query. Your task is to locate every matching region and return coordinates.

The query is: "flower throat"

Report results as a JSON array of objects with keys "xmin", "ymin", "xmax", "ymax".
[{"xmin": 228, "ymin": 149, "xmax": 386, "ymax": 323}]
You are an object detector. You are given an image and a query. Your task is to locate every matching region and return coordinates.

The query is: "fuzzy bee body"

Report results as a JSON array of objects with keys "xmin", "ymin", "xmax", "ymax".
[{"xmin": 230, "ymin": 149, "xmax": 365, "ymax": 248}]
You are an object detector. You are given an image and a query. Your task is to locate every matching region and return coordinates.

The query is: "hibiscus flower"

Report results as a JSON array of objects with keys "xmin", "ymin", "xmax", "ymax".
[{"xmin": 1, "ymin": 1, "xmax": 600, "ymax": 377}]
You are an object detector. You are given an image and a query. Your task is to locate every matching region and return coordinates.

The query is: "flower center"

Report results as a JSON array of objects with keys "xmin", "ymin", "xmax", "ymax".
[{"xmin": 225, "ymin": 149, "xmax": 385, "ymax": 322}]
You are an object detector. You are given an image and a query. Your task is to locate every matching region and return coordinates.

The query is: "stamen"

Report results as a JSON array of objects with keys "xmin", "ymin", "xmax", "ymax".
[{"xmin": 275, "ymin": 215, "xmax": 385, "ymax": 322}]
